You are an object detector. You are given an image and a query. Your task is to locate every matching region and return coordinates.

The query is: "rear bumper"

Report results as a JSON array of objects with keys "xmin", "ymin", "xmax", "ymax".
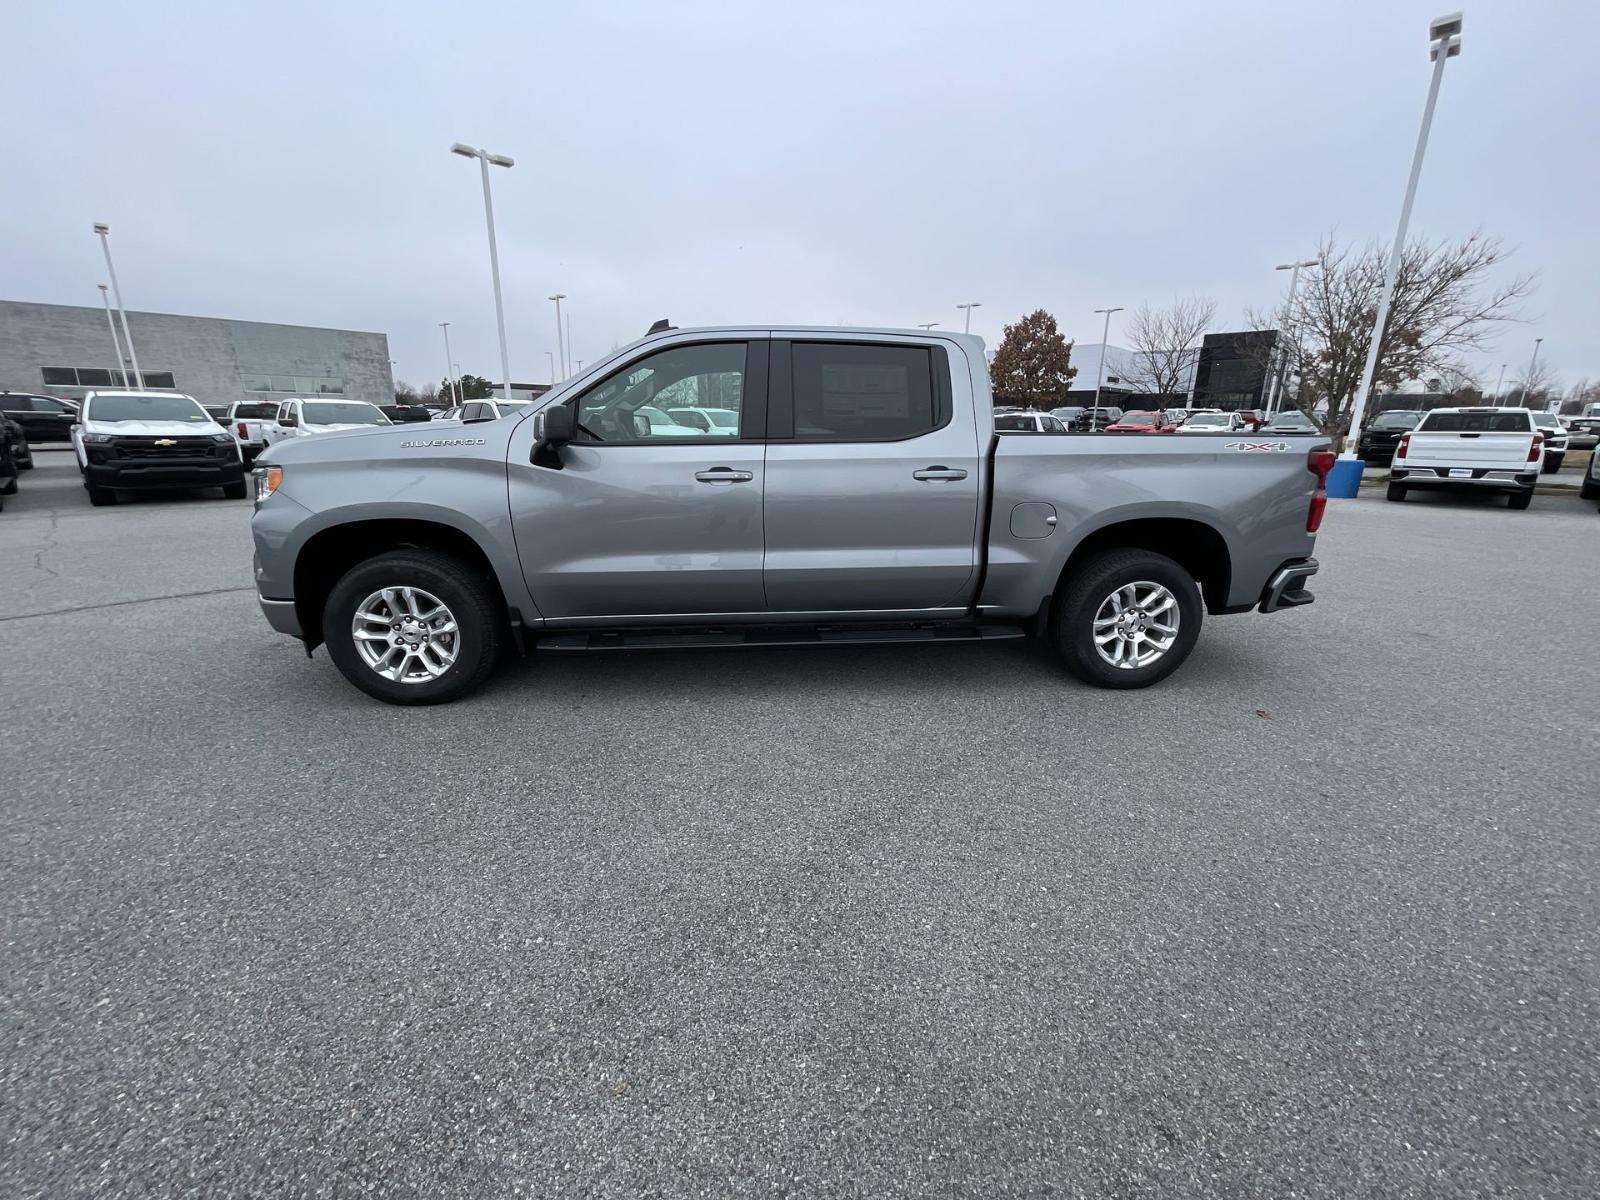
[
  {"xmin": 1259, "ymin": 558, "xmax": 1318, "ymax": 613},
  {"xmin": 1391, "ymin": 467, "xmax": 1537, "ymax": 493}
]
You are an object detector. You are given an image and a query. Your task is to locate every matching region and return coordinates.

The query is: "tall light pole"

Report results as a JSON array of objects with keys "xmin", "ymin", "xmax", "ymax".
[
  {"xmin": 564, "ymin": 308, "xmax": 573, "ymax": 379},
  {"xmin": 1264, "ymin": 259, "xmax": 1317, "ymax": 416},
  {"xmin": 1336, "ymin": 12, "xmax": 1462, "ymax": 482},
  {"xmin": 1491, "ymin": 362, "xmax": 1507, "ymax": 406},
  {"xmin": 1517, "ymin": 337, "xmax": 1543, "ymax": 407},
  {"xmin": 546, "ymin": 351, "xmax": 556, "ymax": 385},
  {"xmin": 450, "ymin": 143, "xmax": 515, "ymax": 401},
  {"xmin": 917, "ymin": 322, "xmax": 939, "ymax": 330},
  {"xmin": 97, "ymin": 285, "xmax": 131, "ymax": 387},
  {"xmin": 956, "ymin": 302, "xmax": 982, "ymax": 334},
  {"xmin": 1092, "ymin": 306, "xmax": 1124, "ymax": 408},
  {"xmin": 93, "ymin": 223, "xmax": 142, "ymax": 388},
  {"xmin": 439, "ymin": 322, "xmax": 461, "ymax": 406},
  {"xmin": 548, "ymin": 294, "xmax": 568, "ymax": 378}
]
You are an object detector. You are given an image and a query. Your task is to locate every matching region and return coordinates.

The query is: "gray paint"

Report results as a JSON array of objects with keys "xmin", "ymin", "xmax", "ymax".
[
  {"xmin": 253, "ymin": 327, "xmax": 1325, "ymax": 642},
  {"xmin": 0, "ymin": 300, "xmax": 393, "ymax": 410}
]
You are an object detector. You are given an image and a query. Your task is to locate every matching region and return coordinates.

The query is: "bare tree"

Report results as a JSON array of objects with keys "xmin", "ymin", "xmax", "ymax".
[
  {"xmin": 1122, "ymin": 296, "xmax": 1216, "ymax": 398},
  {"xmin": 1248, "ymin": 232, "xmax": 1534, "ymax": 440},
  {"xmin": 1509, "ymin": 356, "xmax": 1558, "ymax": 409}
]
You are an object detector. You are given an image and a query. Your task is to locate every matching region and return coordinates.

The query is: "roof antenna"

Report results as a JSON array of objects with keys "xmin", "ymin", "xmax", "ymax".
[{"xmin": 647, "ymin": 318, "xmax": 675, "ymax": 334}]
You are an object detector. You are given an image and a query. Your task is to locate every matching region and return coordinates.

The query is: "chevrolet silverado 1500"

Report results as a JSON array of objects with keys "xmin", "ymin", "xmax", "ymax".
[
  {"xmin": 1386, "ymin": 406, "xmax": 1543, "ymax": 508},
  {"xmin": 252, "ymin": 327, "xmax": 1331, "ymax": 704}
]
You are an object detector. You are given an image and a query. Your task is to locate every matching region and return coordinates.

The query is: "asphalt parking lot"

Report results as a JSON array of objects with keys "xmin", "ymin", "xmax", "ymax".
[{"xmin": 3, "ymin": 448, "xmax": 1596, "ymax": 1198}]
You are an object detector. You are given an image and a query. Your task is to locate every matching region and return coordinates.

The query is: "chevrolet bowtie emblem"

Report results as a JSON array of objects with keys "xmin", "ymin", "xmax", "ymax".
[{"xmin": 154, "ymin": 438, "xmax": 176, "ymax": 446}]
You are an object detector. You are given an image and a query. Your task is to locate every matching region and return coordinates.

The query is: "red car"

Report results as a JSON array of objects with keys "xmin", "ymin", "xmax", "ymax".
[{"xmin": 1104, "ymin": 409, "xmax": 1182, "ymax": 433}]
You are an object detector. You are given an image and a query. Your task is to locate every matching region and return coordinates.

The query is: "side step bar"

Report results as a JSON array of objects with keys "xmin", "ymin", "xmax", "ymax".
[{"xmin": 537, "ymin": 623, "xmax": 1027, "ymax": 652}]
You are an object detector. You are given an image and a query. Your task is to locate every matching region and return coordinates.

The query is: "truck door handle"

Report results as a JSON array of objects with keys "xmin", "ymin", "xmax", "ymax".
[
  {"xmin": 913, "ymin": 466, "xmax": 968, "ymax": 482},
  {"xmin": 694, "ymin": 468, "xmax": 754, "ymax": 484}
]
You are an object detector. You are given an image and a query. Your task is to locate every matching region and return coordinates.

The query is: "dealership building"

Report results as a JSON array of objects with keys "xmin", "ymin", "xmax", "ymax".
[{"xmin": 0, "ymin": 300, "xmax": 393, "ymax": 409}]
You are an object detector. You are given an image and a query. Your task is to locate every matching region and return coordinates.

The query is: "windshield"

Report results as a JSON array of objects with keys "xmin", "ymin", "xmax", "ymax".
[
  {"xmin": 1532, "ymin": 415, "xmax": 1561, "ymax": 430},
  {"xmin": 1370, "ymin": 411, "xmax": 1421, "ymax": 429},
  {"xmin": 1418, "ymin": 410, "xmax": 1532, "ymax": 433},
  {"xmin": 1269, "ymin": 412, "xmax": 1315, "ymax": 428},
  {"xmin": 86, "ymin": 394, "xmax": 210, "ymax": 423},
  {"xmin": 303, "ymin": 402, "xmax": 389, "ymax": 425},
  {"xmin": 1187, "ymin": 414, "xmax": 1231, "ymax": 428},
  {"xmin": 704, "ymin": 408, "xmax": 738, "ymax": 428}
]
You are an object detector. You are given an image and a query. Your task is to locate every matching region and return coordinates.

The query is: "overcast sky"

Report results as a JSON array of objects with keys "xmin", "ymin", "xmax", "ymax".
[{"xmin": 4, "ymin": 0, "xmax": 1595, "ymax": 393}]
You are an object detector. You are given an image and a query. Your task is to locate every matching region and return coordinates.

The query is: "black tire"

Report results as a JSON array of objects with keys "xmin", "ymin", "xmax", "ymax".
[
  {"xmin": 1541, "ymin": 454, "xmax": 1564, "ymax": 475},
  {"xmin": 0, "ymin": 475, "xmax": 15, "ymax": 496},
  {"xmin": 1580, "ymin": 477, "xmax": 1599, "ymax": 501},
  {"xmin": 322, "ymin": 550, "xmax": 503, "ymax": 706},
  {"xmin": 1051, "ymin": 549, "xmax": 1203, "ymax": 690},
  {"xmin": 15, "ymin": 439, "xmax": 32, "ymax": 469},
  {"xmin": 222, "ymin": 480, "xmax": 248, "ymax": 500},
  {"xmin": 1386, "ymin": 482, "xmax": 1407, "ymax": 502},
  {"xmin": 86, "ymin": 483, "xmax": 116, "ymax": 507},
  {"xmin": 1508, "ymin": 489, "xmax": 1533, "ymax": 511}
]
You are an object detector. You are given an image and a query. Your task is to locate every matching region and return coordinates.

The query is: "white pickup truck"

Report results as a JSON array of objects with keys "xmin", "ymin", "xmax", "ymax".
[
  {"xmin": 1386, "ymin": 406, "xmax": 1544, "ymax": 509},
  {"xmin": 225, "ymin": 400, "xmax": 281, "ymax": 463},
  {"xmin": 261, "ymin": 398, "xmax": 392, "ymax": 448}
]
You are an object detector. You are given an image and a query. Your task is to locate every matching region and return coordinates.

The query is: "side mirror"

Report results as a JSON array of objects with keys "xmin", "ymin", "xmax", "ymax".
[{"xmin": 534, "ymin": 404, "xmax": 574, "ymax": 446}]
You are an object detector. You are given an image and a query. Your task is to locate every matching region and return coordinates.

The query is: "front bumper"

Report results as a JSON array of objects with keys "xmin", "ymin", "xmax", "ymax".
[
  {"xmin": 259, "ymin": 596, "xmax": 302, "ymax": 638},
  {"xmin": 1259, "ymin": 558, "xmax": 1318, "ymax": 613},
  {"xmin": 84, "ymin": 451, "xmax": 245, "ymax": 490},
  {"xmin": 1390, "ymin": 467, "xmax": 1537, "ymax": 493}
]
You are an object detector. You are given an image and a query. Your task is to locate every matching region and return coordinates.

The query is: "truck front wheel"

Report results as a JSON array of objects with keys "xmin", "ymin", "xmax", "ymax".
[
  {"xmin": 322, "ymin": 550, "xmax": 503, "ymax": 705},
  {"xmin": 1051, "ymin": 549, "xmax": 1203, "ymax": 689}
]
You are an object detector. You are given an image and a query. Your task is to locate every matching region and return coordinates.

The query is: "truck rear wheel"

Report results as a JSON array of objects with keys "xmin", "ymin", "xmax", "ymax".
[
  {"xmin": 322, "ymin": 550, "xmax": 502, "ymax": 705},
  {"xmin": 1508, "ymin": 489, "xmax": 1533, "ymax": 510},
  {"xmin": 1385, "ymin": 482, "xmax": 1407, "ymax": 502},
  {"xmin": 1051, "ymin": 549, "xmax": 1202, "ymax": 689}
]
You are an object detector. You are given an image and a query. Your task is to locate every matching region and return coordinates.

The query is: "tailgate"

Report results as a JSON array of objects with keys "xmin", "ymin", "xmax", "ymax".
[{"xmin": 1405, "ymin": 431, "xmax": 1535, "ymax": 469}]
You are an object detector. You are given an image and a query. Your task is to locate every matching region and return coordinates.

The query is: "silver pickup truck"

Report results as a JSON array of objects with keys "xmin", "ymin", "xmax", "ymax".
[{"xmin": 251, "ymin": 326, "xmax": 1331, "ymax": 705}]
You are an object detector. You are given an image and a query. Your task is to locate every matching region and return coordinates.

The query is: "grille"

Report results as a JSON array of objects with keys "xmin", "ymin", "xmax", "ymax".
[{"xmin": 116, "ymin": 437, "xmax": 217, "ymax": 458}]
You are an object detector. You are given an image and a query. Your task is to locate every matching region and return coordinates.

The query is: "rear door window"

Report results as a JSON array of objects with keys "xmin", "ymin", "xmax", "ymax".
[{"xmin": 784, "ymin": 342, "xmax": 939, "ymax": 442}]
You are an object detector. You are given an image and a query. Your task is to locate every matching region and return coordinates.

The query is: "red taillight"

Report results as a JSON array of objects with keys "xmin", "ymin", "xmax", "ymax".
[
  {"xmin": 1395, "ymin": 433, "xmax": 1410, "ymax": 459},
  {"xmin": 1306, "ymin": 448, "xmax": 1335, "ymax": 533},
  {"xmin": 1527, "ymin": 434, "xmax": 1543, "ymax": 463},
  {"xmin": 237, "ymin": 422, "xmax": 247, "ymax": 438}
]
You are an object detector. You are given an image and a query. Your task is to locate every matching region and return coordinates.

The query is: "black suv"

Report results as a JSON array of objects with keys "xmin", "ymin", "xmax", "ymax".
[
  {"xmin": 1357, "ymin": 409, "xmax": 1423, "ymax": 465},
  {"xmin": 1, "ymin": 392, "xmax": 78, "ymax": 443}
]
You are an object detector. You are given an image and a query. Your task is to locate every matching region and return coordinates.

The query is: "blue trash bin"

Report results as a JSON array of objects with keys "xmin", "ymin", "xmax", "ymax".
[{"xmin": 1325, "ymin": 456, "xmax": 1365, "ymax": 498}]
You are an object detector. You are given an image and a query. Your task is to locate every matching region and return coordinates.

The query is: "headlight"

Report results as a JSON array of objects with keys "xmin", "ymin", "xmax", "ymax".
[
  {"xmin": 210, "ymin": 432, "xmax": 235, "ymax": 445},
  {"xmin": 82, "ymin": 432, "xmax": 113, "ymax": 444},
  {"xmin": 254, "ymin": 465, "xmax": 282, "ymax": 503}
]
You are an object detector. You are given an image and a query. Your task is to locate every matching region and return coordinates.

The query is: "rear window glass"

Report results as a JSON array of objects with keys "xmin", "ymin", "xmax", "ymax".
[
  {"xmin": 233, "ymin": 402, "xmax": 278, "ymax": 419},
  {"xmin": 303, "ymin": 402, "xmax": 388, "ymax": 425},
  {"xmin": 995, "ymin": 414, "xmax": 1035, "ymax": 431},
  {"xmin": 1370, "ymin": 411, "xmax": 1422, "ymax": 429},
  {"xmin": 1417, "ymin": 411, "xmax": 1533, "ymax": 433}
]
